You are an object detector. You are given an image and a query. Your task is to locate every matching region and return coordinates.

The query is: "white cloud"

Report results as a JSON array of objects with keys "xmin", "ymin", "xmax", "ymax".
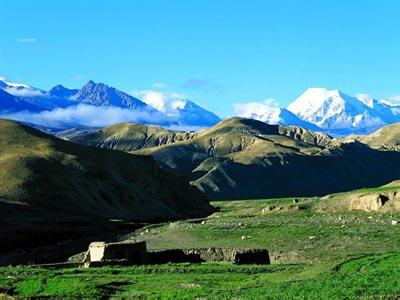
[
  {"xmin": 0, "ymin": 78, "xmax": 43, "ymax": 96},
  {"xmin": 4, "ymin": 87, "xmax": 43, "ymax": 97},
  {"xmin": 16, "ymin": 38, "xmax": 38, "ymax": 43},
  {"xmin": 234, "ymin": 98, "xmax": 281, "ymax": 123},
  {"xmin": 1, "ymin": 104, "xmax": 170, "ymax": 129},
  {"xmin": 234, "ymin": 98, "xmax": 280, "ymax": 116},
  {"xmin": 383, "ymin": 95, "xmax": 400, "ymax": 106},
  {"xmin": 132, "ymin": 89, "xmax": 188, "ymax": 117}
]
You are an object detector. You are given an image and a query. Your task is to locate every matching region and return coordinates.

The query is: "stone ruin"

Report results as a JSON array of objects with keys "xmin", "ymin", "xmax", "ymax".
[
  {"xmin": 82, "ymin": 241, "xmax": 147, "ymax": 267},
  {"xmin": 82, "ymin": 241, "xmax": 270, "ymax": 267}
]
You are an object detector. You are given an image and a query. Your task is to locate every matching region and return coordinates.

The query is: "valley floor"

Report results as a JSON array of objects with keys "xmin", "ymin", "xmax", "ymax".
[{"xmin": 1, "ymin": 197, "xmax": 400, "ymax": 298}]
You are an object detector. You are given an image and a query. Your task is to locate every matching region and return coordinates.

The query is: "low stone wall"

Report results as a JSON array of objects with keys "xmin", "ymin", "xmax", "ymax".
[
  {"xmin": 146, "ymin": 250, "xmax": 204, "ymax": 264},
  {"xmin": 147, "ymin": 248, "xmax": 270, "ymax": 265},
  {"xmin": 34, "ymin": 248, "xmax": 270, "ymax": 268},
  {"xmin": 62, "ymin": 244, "xmax": 271, "ymax": 268}
]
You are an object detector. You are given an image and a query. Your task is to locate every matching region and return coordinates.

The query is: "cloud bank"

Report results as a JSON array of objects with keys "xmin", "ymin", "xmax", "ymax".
[
  {"xmin": 234, "ymin": 98, "xmax": 280, "ymax": 119},
  {"xmin": 1, "ymin": 104, "xmax": 170, "ymax": 129}
]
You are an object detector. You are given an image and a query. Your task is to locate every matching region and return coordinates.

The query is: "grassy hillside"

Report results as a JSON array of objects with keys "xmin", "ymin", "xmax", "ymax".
[
  {"xmin": 314, "ymin": 180, "xmax": 400, "ymax": 212},
  {"xmin": 67, "ymin": 118, "xmax": 400, "ymax": 200},
  {"xmin": 68, "ymin": 122, "xmax": 196, "ymax": 151},
  {"xmin": 350, "ymin": 122, "xmax": 400, "ymax": 150},
  {"xmin": 1, "ymin": 192, "xmax": 399, "ymax": 298},
  {"xmin": 0, "ymin": 119, "xmax": 213, "ymax": 255}
]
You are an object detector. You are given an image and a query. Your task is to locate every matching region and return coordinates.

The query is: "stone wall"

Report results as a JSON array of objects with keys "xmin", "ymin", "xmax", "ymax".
[
  {"xmin": 147, "ymin": 248, "xmax": 270, "ymax": 265},
  {"xmin": 78, "ymin": 242, "xmax": 270, "ymax": 267}
]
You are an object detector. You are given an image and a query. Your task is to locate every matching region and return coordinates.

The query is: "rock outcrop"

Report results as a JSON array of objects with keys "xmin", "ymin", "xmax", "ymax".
[
  {"xmin": 349, "ymin": 194, "xmax": 390, "ymax": 211},
  {"xmin": 318, "ymin": 187, "xmax": 400, "ymax": 212}
]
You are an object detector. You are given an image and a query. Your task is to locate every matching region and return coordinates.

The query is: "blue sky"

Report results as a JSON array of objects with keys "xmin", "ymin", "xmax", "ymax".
[{"xmin": 1, "ymin": 0, "xmax": 400, "ymax": 117}]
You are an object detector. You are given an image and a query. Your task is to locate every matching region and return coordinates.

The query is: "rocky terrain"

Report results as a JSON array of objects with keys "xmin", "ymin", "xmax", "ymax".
[
  {"xmin": 316, "ymin": 181, "xmax": 400, "ymax": 212},
  {"xmin": 66, "ymin": 117, "xmax": 400, "ymax": 200}
]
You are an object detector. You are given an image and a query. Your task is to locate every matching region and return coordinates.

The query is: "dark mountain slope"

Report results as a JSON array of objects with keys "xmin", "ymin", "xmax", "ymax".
[{"xmin": 0, "ymin": 119, "xmax": 213, "ymax": 253}]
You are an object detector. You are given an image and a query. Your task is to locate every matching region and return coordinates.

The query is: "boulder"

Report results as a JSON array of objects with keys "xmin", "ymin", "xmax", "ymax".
[
  {"xmin": 349, "ymin": 194, "xmax": 389, "ymax": 211},
  {"xmin": 261, "ymin": 206, "xmax": 275, "ymax": 214}
]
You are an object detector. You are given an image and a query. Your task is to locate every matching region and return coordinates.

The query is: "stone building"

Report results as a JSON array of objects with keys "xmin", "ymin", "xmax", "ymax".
[{"xmin": 83, "ymin": 241, "xmax": 147, "ymax": 266}]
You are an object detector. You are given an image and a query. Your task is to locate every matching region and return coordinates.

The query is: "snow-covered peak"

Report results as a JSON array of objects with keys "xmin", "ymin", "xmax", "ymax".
[
  {"xmin": 287, "ymin": 87, "xmax": 383, "ymax": 130},
  {"xmin": 234, "ymin": 100, "xmax": 320, "ymax": 130},
  {"xmin": 355, "ymin": 93, "xmax": 375, "ymax": 108},
  {"xmin": 0, "ymin": 77, "xmax": 30, "ymax": 89},
  {"xmin": 287, "ymin": 88, "xmax": 346, "ymax": 119},
  {"xmin": 0, "ymin": 77, "xmax": 44, "ymax": 97},
  {"xmin": 140, "ymin": 90, "xmax": 220, "ymax": 126}
]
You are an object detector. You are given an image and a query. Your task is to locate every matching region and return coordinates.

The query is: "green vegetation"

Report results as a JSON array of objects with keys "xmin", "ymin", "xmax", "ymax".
[
  {"xmin": 1, "ymin": 249, "xmax": 398, "ymax": 298},
  {"xmin": 1, "ymin": 118, "xmax": 400, "ymax": 297},
  {"xmin": 126, "ymin": 198, "xmax": 400, "ymax": 263},
  {"xmin": 1, "ymin": 197, "xmax": 399, "ymax": 298}
]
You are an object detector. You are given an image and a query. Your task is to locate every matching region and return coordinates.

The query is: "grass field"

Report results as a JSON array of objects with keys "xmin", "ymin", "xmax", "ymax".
[{"xmin": 1, "ymin": 197, "xmax": 399, "ymax": 298}]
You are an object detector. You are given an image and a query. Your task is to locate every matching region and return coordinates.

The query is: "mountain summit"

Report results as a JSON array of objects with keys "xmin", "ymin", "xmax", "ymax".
[
  {"xmin": 1, "ymin": 79, "xmax": 400, "ymax": 133},
  {"xmin": 48, "ymin": 85, "xmax": 78, "ymax": 98},
  {"xmin": 70, "ymin": 81, "xmax": 150, "ymax": 110},
  {"xmin": 287, "ymin": 88, "xmax": 388, "ymax": 134},
  {"xmin": 237, "ymin": 105, "xmax": 320, "ymax": 130}
]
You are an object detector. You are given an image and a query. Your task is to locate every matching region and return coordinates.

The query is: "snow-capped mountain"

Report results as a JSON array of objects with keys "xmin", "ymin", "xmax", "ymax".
[
  {"xmin": 0, "ymin": 78, "xmax": 73, "ymax": 109},
  {"xmin": 0, "ymin": 78, "xmax": 221, "ymax": 128},
  {"xmin": 287, "ymin": 88, "xmax": 389, "ymax": 134},
  {"xmin": 0, "ymin": 78, "xmax": 44, "ymax": 99},
  {"xmin": 172, "ymin": 99, "xmax": 221, "ymax": 127},
  {"xmin": 355, "ymin": 93, "xmax": 400, "ymax": 124},
  {"xmin": 236, "ymin": 105, "xmax": 320, "ymax": 130},
  {"xmin": 140, "ymin": 91, "xmax": 220, "ymax": 127},
  {"xmin": 1, "ymin": 77, "xmax": 399, "ymax": 134}
]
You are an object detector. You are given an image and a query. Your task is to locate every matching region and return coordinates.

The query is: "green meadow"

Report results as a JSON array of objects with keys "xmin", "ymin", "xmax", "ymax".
[{"xmin": 1, "ymin": 198, "xmax": 399, "ymax": 298}]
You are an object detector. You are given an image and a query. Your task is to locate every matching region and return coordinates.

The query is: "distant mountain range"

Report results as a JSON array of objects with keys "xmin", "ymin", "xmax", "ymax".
[
  {"xmin": 1, "ymin": 78, "xmax": 400, "ymax": 134},
  {"xmin": 237, "ymin": 87, "xmax": 400, "ymax": 135},
  {"xmin": 0, "ymin": 78, "xmax": 221, "ymax": 128},
  {"xmin": 287, "ymin": 88, "xmax": 400, "ymax": 135}
]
